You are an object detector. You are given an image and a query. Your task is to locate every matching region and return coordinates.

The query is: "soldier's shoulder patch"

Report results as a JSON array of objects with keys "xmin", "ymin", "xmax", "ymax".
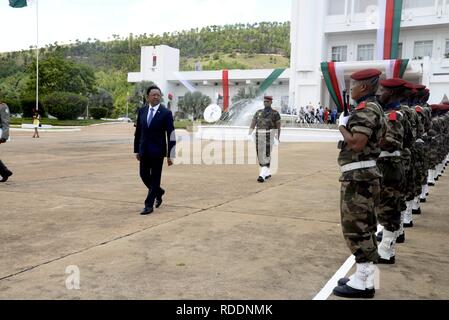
[
  {"xmin": 356, "ymin": 101, "xmax": 367, "ymax": 110},
  {"xmin": 388, "ymin": 111, "xmax": 397, "ymax": 121},
  {"xmin": 416, "ymin": 106, "xmax": 423, "ymax": 113}
]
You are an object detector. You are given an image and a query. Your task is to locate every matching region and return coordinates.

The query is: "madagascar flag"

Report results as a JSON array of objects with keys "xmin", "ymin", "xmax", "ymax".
[
  {"xmin": 321, "ymin": 62, "xmax": 346, "ymax": 113},
  {"xmin": 377, "ymin": 0, "xmax": 403, "ymax": 60},
  {"xmin": 9, "ymin": 0, "xmax": 30, "ymax": 8}
]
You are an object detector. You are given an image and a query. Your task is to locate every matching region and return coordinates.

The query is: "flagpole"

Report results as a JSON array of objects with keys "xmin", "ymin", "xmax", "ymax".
[{"xmin": 36, "ymin": 0, "xmax": 39, "ymax": 111}]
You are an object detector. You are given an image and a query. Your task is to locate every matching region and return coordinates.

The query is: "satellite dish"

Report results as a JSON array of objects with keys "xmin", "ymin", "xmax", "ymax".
[{"xmin": 203, "ymin": 104, "xmax": 222, "ymax": 123}]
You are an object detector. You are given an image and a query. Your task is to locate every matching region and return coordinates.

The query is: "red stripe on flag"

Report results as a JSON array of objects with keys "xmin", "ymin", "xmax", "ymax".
[
  {"xmin": 393, "ymin": 59, "xmax": 402, "ymax": 78},
  {"xmin": 328, "ymin": 62, "xmax": 344, "ymax": 110},
  {"xmin": 222, "ymin": 70, "xmax": 229, "ymax": 112},
  {"xmin": 384, "ymin": 0, "xmax": 395, "ymax": 59}
]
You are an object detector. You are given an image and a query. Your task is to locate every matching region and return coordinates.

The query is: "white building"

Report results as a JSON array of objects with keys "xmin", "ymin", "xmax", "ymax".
[
  {"xmin": 128, "ymin": 45, "xmax": 291, "ymax": 114},
  {"xmin": 290, "ymin": 0, "xmax": 449, "ymax": 110},
  {"xmin": 128, "ymin": 1, "xmax": 449, "ymax": 115}
]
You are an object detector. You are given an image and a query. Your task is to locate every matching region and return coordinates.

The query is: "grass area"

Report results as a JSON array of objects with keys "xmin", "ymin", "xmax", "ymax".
[
  {"xmin": 10, "ymin": 118, "xmax": 112, "ymax": 127},
  {"xmin": 181, "ymin": 53, "xmax": 290, "ymax": 71}
]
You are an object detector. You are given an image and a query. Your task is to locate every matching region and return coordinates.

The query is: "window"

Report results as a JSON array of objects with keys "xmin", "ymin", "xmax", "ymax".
[
  {"xmin": 404, "ymin": 0, "xmax": 435, "ymax": 9},
  {"xmin": 445, "ymin": 40, "xmax": 449, "ymax": 58},
  {"xmin": 397, "ymin": 43, "xmax": 403, "ymax": 59},
  {"xmin": 354, "ymin": 0, "xmax": 378, "ymax": 13},
  {"xmin": 328, "ymin": 0, "xmax": 345, "ymax": 15},
  {"xmin": 414, "ymin": 40, "xmax": 433, "ymax": 59},
  {"xmin": 357, "ymin": 44, "xmax": 374, "ymax": 61},
  {"xmin": 332, "ymin": 46, "xmax": 348, "ymax": 62}
]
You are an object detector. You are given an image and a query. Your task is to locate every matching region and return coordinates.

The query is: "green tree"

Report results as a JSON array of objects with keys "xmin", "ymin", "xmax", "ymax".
[
  {"xmin": 232, "ymin": 86, "xmax": 259, "ymax": 103},
  {"xmin": 26, "ymin": 54, "xmax": 96, "ymax": 97},
  {"xmin": 178, "ymin": 91, "xmax": 211, "ymax": 120},
  {"xmin": 89, "ymin": 89, "xmax": 114, "ymax": 115}
]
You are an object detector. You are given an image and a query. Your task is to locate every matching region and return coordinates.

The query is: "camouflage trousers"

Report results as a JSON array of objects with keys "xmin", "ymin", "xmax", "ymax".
[
  {"xmin": 403, "ymin": 150, "xmax": 416, "ymax": 201},
  {"xmin": 340, "ymin": 179, "xmax": 380, "ymax": 263},
  {"xmin": 414, "ymin": 142, "xmax": 427, "ymax": 188},
  {"xmin": 377, "ymin": 159, "xmax": 405, "ymax": 232},
  {"xmin": 256, "ymin": 131, "xmax": 274, "ymax": 167}
]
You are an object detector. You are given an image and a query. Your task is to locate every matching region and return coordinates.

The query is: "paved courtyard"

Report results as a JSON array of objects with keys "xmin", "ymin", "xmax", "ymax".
[{"xmin": 1, "ymin": 123, "xmax": 448, "ymax": 300}]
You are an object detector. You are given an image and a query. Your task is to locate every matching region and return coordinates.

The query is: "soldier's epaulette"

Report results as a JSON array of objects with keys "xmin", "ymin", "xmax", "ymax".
[
  {"xmin": 388, "ymin": 111, "xmax": 398, "ymax": 122},
  {"xmin": 356, "ymin": 101, "xmax": 367, "ymax": 110},
  {"xmin": 416, "ymin": 106, "xmax": 423, "ymax": 113}
]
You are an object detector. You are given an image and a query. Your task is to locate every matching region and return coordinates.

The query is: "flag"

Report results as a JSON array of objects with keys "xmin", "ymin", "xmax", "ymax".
[
  {"xmin": 384, "ymin": 59, "xmax": 409, "ymax": 79},
  {"xmin": 377, "ymin": 0, "xmax": 404, "ymax": 60},
  {"xmin": 321, "ymin": 62, "xmax": 346, "ymax": 113},
  {"xmin": 9, "ymin": 0, "xmax": 31, "ymax": 8},
  {"xmin": 259, "ymin": 69, "xmax": 286, "ymax": 93},
  {"xmin": 222, "ymin": 70, "xmax": 230, "ymax": 112}
]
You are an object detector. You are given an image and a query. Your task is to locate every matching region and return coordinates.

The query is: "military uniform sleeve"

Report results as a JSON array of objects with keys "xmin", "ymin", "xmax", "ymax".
[
  {"xmin": 349, "ymin": 102, "xmax": 380, "ymax": 138},
  {"xmin": 275, "ymin": 112, "xmax": 281, "ymax": 122},
  {"xmin": 383, "ymin": 113, "xmax": 404, "ymax": 151},
  {"xmin": 0, "ymin": 104, "xmax": 11, "ymax": 141}
]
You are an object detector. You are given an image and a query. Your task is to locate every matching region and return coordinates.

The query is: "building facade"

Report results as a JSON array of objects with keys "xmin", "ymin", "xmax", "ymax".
[
  {"xmin": 128, "ymin": 1, "xmax": 449, "ymax": 115},
  {"xmin": 128, "ymin": 45, "xmax": 291, "ymax": 114},
  {"xmin": 289, "ymin": 0, "xmax": 449, "ymax": 110}
]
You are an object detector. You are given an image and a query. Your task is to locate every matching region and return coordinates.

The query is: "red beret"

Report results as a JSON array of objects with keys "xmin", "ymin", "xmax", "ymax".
[
  {"xmin": 351, "ymin": 69, "xmax": 382, "ymax": 81},
  {"xmin": 380, "ymin": 78, "xmax": 406, "ymax": 88},
  {"xmin": 264, "ymin": 96, "xmax": 273, "ymax": 101},
  {"xmin": 403, "ymin": 82, "xmax": 412, "ymax": 89},
  {"xmin": 415, "ymin": 84, "xmax": 426, "ymax": 91}
]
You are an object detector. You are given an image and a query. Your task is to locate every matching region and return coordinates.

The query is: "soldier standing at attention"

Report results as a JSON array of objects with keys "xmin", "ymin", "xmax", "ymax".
[
  {"xmin": 0, "ymin": 97, "xmax": 13, "ymax": 182},
  {"xmin": 332, "ymin": 69, "xmax": 386, "ymax": 299},
  {"xmin": 248, "ymin": 96, "xmax": 281, "ymax": 183},
  {"xmin": 375, "ymin": 79, "xmax": 406, "ymax": 264},
  {"xmin": 399, "ymin": 83, "xmax": 418, "ymax": 229}
]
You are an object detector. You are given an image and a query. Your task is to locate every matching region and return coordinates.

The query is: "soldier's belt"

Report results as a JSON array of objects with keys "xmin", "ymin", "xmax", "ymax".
[
  {"xmin": 340, "ymin": 160, "xmax": 377, "ymax": 173},
  {"xmin": 379, "ymin": 151, "xmax": 402, "ymax": 158}
]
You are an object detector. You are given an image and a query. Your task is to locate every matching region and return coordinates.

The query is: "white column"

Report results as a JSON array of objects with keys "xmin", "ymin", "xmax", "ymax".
[
  {"xmin": 422, "ymin": 56, "xmax": 431, "ymax": 87},
  {"xmin": 289, "ymin": 0, "xmax": 326, "ymax": 110}
]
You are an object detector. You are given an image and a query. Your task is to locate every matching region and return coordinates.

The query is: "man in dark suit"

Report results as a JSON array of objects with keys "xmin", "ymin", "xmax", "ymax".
[{"xmin": 134, "ymin": 85, "xmax": 176, "ymax": 215}]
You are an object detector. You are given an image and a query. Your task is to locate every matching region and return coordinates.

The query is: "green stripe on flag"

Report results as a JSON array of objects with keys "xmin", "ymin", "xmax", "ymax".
[
  {"xmin": 390, "ymin": 0, "xmax": 403, "ymax": 59},
  {"xmin": 9, "ymin": 0, "xmax": 28, "ymax": 8},
  {"xmin": 399, "ymin": 59, "xmax": 409, "ymax": 78},
  {"xmin": 258, "ymin": 68, "xmax": 285, "ymax": 93},
  {"xmin": 321, "ymin": 62, "xmax": 342, "ymax": 113}
]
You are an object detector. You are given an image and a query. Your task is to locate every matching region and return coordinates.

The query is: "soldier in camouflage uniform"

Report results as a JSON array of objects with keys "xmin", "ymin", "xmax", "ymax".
[
  {"xmin": 248, "ymin": 96, "xmax": 281, "ymax": 183},
  {"xmin": 0, "ymin": 98, "xmax": 13, "ymax": 182},
  {"xmin": 428, "ymin": 108, "xmax": 441, "ymax": 186},
  {"xmin": 333, "ymin": 69, "xmax": 386, "ymax": 299},
  {"xmin": 419, "ymin": 89, "xmax": 433, "ymax": 203},
  {"xmin": 410, "ymin": 85, "xmax": 427, "ymax": 216},
  {"xmin": 374, "ymin": 79, "xmax": 406, "ymax": 264},
  {"xmin": 399, "ymin": 83, "xmax": 419, "ymax": 229}
]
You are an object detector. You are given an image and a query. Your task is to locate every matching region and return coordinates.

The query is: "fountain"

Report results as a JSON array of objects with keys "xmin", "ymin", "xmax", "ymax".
[{"xmin": 195, "ymin": 97, "xmax": 341, "ymax": 143}]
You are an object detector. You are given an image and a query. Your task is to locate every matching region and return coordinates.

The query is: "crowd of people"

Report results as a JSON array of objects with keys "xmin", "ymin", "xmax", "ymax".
[
  {"xmin": 332, "ymin": 68, "xmax": 449, "ymax": 299},
  {"xmin": 295, "ymin": 103, "xmax": 338, "ymax": 124}
]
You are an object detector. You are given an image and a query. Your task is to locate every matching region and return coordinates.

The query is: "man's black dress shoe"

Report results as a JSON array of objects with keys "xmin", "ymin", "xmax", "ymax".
[
  {"xmin": 156, "ymin": 190, "xmax": 165, "ymax": 209},
  {"xmin": 140, "ymin": 207, "xmax": 154, "ymax": 215}
]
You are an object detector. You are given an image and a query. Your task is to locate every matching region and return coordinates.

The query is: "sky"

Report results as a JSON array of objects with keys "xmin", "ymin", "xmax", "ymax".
[{"xmin": 0, "ymin": 0, "xmax": 291, "ymax": 53}]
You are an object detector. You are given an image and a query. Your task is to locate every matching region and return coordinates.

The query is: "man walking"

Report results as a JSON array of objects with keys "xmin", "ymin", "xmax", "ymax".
[
  {"xmin": 0, "ymin": 97, "xmax": 13, "ymax": 183},
  {"xmin": 134, "ymin": 85, "xmax": 176, "ymax": 215}
]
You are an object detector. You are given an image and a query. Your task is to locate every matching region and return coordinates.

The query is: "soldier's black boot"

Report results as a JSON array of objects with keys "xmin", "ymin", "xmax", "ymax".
[
  {"xmin": 333, "ymin": 285, "xmax": 375, "ymax": 299},
  {"xmin": 404, "ymin": 221, "xmax": 414, "ymax": 228},
  {"xmin": 413, "ymin": 208, "xmax": 422, "ymax": 215},
  {"xmin": 0, "ymin": 160, "xmax": 13, "ymax": 182},
  {"xmin": 396, "ymin": 232, "xmax": 405, "ymax": 244},
  {"xmin": 375, "ymin": 256, "xmax": 396, "ymax": 265},
  {"xmin": 333, "ymin": 263, "xmax": 375, "ymax": 299}
]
